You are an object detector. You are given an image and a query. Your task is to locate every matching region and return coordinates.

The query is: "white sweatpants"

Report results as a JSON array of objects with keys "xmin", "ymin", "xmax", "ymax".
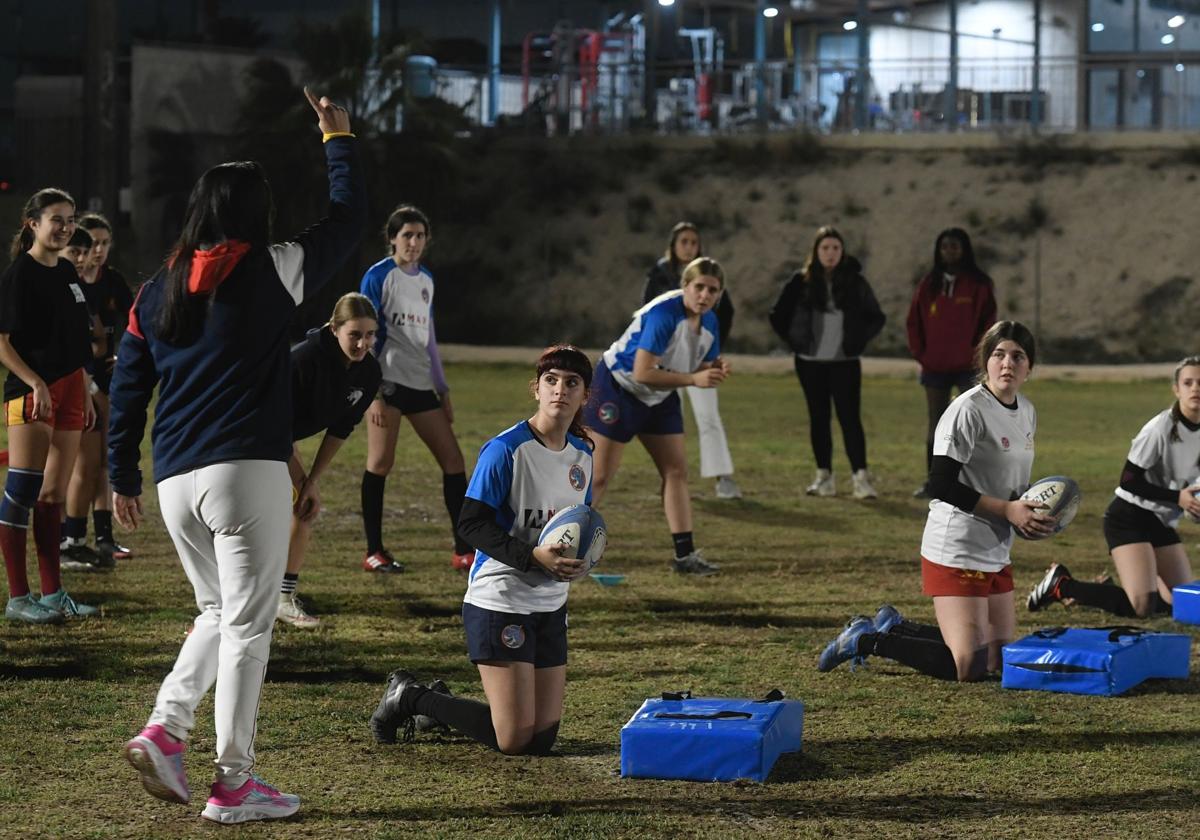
[
  {"xmin": 683, "ymin": 385, "xmax": 734, "ymax": 479},
  {"xmin": 149, "ymin": 460, "xmax": 291, "ymax": 785}
]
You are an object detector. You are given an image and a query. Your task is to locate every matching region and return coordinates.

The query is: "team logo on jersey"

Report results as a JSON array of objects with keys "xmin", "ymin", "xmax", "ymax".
[
  {"xmin": 379, "ymin": 381, "xmax": 396, "ymax": 397},
  {"xmin": 421, "ymin": 288, "xmax": 430, "ymax": 304},
  {"xmin": 568, "ymin": 464, "xmax": 585, "ymax": 491},
  {"xmin": 347, "ymin": 388, "xmax": 363, "ymax": 405},
  {"xmin": 500, "ymin": 624, "xmax": 526, "ymax": 649},
  {"xmin": 1001, "ymin": 436, "xmax": 1010, "ymax": 450},
  {"xmin": 598, "ymin": 402, "xmax": 618, "ymax": 424}
]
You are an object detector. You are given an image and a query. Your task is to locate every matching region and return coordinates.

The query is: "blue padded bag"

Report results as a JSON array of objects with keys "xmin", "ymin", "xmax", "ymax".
[
  {"xmin": 1172, "ymin": 580, "xmax": 1200, "ymax": 625},
  {"xmin": 1002, "ymin": 627, "xmax": 1189, "ymax": 696},
  {"xmin": 620, "ymin": 690, "xmax": 803, "ymax": 782}
]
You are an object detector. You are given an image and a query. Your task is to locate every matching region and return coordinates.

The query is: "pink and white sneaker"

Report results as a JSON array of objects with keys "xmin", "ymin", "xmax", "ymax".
[
  {"xmin": 123, "ymin": 724, "xmax": 189, "ymax": 804},
  {"xmin": 200, "ymin": 775, "xmax": 300, "ymax": 824}
]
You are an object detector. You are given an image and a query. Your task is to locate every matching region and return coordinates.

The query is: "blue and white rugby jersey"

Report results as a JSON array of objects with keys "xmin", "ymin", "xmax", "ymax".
[
  {"xmin": 463, "ymin": 421, "xmax": 593, "ymax": 614},
  {"xmin": 602, "ymin": 290, "xmax": 720, "ymax": 407},
  {"xmin": 360, "ymin": 258, "xmax": 436, "ymax": 390}
]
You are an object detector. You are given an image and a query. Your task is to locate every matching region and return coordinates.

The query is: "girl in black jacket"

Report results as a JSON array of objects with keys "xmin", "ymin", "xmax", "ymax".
[
  {"xmin": 769, "ymin": 226, "xmax": 885, "ymax": 499},
  {"xmin": 642, "ymin": 222, "xmax": 740, "ymax": 499}
]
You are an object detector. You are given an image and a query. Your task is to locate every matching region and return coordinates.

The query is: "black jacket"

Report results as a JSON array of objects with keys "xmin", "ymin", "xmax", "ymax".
[
  {"xmin": 643, "ymin": 257, "xmax": 735, "ymax": 346},
  {"xmin": 768, "ymin": 257, "xmax": 885, "ymax": 357},
  {"xmin": 290, "ymin": 325, "xmax": 382, "ymax": 442}
]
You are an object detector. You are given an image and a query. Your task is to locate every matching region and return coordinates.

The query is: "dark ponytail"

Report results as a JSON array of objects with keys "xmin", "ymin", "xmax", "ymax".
[
  {"xmin": 531, "ymin": 344, "xmax": 594, "ymax": 450},
  {"xmin": 9, "ymin": 188, "xmax": 75, "ymax": 260},
  {"xmin": 157, "ymin": 161, "xmax": 273, "ymax": 346}
]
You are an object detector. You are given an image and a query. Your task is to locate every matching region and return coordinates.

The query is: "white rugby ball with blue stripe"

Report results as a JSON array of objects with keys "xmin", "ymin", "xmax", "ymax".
[
  {"xmin": 1016, "ymin": 476, "xmax": 1081, "ymax": 540},
  {"xmin": 538, "ymin": 504, "xmax": 607, "ymax": 580}
]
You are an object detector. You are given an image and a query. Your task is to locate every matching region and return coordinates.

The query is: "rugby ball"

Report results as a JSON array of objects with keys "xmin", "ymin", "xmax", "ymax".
[
  {"xmin": 1016, "ymin": 476, "xmax": 1081, "ymax": 540},
  {"xmin": 538, "ymin": 504, "xmax": 607, "ymax": 580}
]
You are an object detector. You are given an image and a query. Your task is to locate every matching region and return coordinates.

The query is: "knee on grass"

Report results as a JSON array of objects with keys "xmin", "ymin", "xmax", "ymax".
[
  {"xmin": 496, "ymin": 722, "xmax": 559, "ymax": 757},
  {"xmin": 1128, "ymin": 592, "xmax": 1161, "ymax": 620}
]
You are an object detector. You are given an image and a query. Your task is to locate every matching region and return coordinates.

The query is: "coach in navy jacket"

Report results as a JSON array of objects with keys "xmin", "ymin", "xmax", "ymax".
[{"xmin": 108, "ymin": 90, "xmax": 366, "ymax": 822}]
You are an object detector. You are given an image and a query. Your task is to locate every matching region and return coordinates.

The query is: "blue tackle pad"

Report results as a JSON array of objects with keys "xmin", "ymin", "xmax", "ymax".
[
  {"xmin": 1172, "ymin": 580, "xmax": 1200, "ymax": 625},
  {"xmin": 620, "ymin": 691, "xmax": 803, "ymax": 782},
  {"xmin": 1002, "ymin": 627, "xmax": 1191, "ymax": 696}
]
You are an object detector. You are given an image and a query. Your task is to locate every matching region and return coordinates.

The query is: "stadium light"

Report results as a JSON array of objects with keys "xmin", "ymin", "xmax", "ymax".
[
  {"xmin": 1162, "ymin": 33, "xmax": 1176, "ymax": 45},
  {"xmin": 1168, "ymin": 15, "xmax": 1186, "ymax": 29},
  {"xmin": 763, "ymin": 6, "xmax": 779, "ymax": 17},
  {"xmin": 1091, "ymin": 22, "xmax": 1105, "ymax": 33},
  {"xmin": 657, "ymin": 0, "xmax": 675, "ymax": 7},
  {"xmin": 843, "ymin": 20, "xmax": 858, "ymax": 31},
  {"xmin": 1178, "ymin": 63, "xmax": 1186, "ymax": 72}
]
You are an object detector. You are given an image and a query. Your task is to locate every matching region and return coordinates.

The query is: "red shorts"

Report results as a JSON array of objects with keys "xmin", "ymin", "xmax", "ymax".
[
  {"xmin": 921, "ymin": 557, "xmax": 1013, "ymax": 597},
  {"xmin": 5, "ymin": 369, "xmax": 86, "ymax": 431}
]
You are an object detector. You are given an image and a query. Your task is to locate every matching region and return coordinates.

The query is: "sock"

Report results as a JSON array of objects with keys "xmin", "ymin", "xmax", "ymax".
[
  {"xmin": 0, "ymin": 525, "xmax": 30, "ymax": 597},
  {"xmin": 672, "ymin": 532, "xmax": 695, "ymax": 559},
  {"xmin": 890, "ymin": 620, "xmax": 944, "ymax": 642},
  {"xmin": 1058, "ymin": 578, "xmax": 1138, "ymax": 618},
  {"xmin": 32, "ymin": 501, "xmax": 63, "ymax": 595},
  {"xmin": 281, "ymin": 573, "xmax": 299, "ymax": 596},
  {"xmin": 0, "ymin": 468, "xmax": 43, "ymax": 597},
  {"xmin": 443, "ymin": 472, "xmax": 470, "ymax": 554},
  {"xmin": 63, "ymin": 515, "xmax": 87, "ymax": 541},
  {"xmin": 361, "ymin": 471, "xmax": 386, "ymax": 556},
  {"xmin": 93, "ymin": 509, "xmax": 113, "ymax": 543},
  {"xmin": 406, "ymin": 685, "xmax": 499, "ymax": 751},
  {"xmin": 863, "ymin": 631, "xmax": 958, "ymax": 681}
]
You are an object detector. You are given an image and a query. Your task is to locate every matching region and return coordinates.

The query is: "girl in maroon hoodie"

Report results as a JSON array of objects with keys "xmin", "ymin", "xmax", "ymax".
[{"xmin": 906, "ymin": 228, "xmax": 996, "ymax": 498}]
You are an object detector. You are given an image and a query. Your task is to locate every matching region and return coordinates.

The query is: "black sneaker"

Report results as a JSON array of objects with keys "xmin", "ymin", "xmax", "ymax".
[
  {"xmin": 1027, "ymin": 563, "xmax": 1071, "ymax": 612},
  {"xmin": 370, "ymin": 670, "xmax": 420, "ymax": 744},
  {"xmin": 96, "ymin": 538, "xmax": 133, "ymax": 561},
  {"xmin": 60, "ymin": 540, "xmax": 111, "ymax": 571},
  {"xmin": 414, "ymin": 679, "xmax": 452, "ymax": 734}
]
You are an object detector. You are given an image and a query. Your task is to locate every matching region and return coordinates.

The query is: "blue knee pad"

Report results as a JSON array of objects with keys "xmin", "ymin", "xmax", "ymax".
[{"xmin": 0, "ymin": 467, "xmax": 44, "ymax": 529}]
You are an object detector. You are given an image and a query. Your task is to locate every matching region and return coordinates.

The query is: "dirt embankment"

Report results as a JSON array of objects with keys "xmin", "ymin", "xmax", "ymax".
[{"xmin": 440, "ymin": 133, "xmax": 1200, "ymax": 365}]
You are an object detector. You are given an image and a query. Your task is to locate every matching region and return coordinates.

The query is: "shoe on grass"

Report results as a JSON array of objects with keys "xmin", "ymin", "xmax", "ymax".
[
  {"xmin": 5, "ymin": 594, "xmax": 64, "ymax": 624},
  {"xmin": 1027, "ymin": 563, "xmax": 1071, "ymax": 612},
  {"xmin": 817, "ymin": 616, "xmax": 873, "ymax": 672},
  {"xmin": 806, "ymin": 469, "xmax": 835, "ymax": 497},
  {"xmin": 363, "ymin": 549, "xmax": 405, "ymax": 573},
  {"xmin": 200, "ymin": 775, "xmax": 299, "ymax": 824},
  {"xmin": 60, "ymin": 538, "xmax": 110, "ymax": 571},
  {"xmin": 370, "ymin": 669, "xmax": 421, "ymax": 744},
  {"xmin": 414, "ymin": 679, "xmax": 452, "ymax": 734},
  {"xmin": 97, "ymin": 538, "xmax": 134, "ymax": 560},
  {"xmin": 276, "ymin": 593, "xmax": 320, "ymax": 629},
  {"xmin": 872, "ymin": 604, "xmax": 903, "ymax": 634},
  {"xmin": 715, "ymin": 476, "xmax": 742, "ymax": 499},
  {"xmin": 38, "ymin": 589, "xmax": 98, "ymax": 618},
  {"xmin": 851, "ymin": 469, "xmax": 878, "ymax": 500},
  {"xmin": 123, "ymin": 724, "xmax": 189, "ymax": 804},
  {"xmin": 672, "ymin": 550, "xmax": 720, "ymax": 576}
]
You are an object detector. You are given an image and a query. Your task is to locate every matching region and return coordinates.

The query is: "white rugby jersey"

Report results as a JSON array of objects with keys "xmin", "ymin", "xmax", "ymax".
[
  {"xmin": 463, "ymin": 421, "xmax": 593, "ymax": 614},
  {"xmin": 602, "ymin": 290, "xmax": 719, "ymax": 406},
  {"xmin": 1114, "ymin": 409, "xmax": 1200, "ymax": 527},
  {"xmin": 360, "ymin": 257, "xmax": 437, "ymax": 390},
  {"xmin": 921, "ymin": 384, "xmax": 1037, "ymax": 572}
]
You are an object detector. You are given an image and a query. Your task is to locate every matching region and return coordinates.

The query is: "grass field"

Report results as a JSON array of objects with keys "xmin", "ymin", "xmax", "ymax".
[{"xmin": 1, "ymin": 363, "xmax": 1198, "ymax": 839}]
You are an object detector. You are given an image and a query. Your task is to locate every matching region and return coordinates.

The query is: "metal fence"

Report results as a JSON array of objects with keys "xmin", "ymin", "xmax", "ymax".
[{"xmin": 422, "ymin": 55, "xmax": 1200, "ymax": 135}]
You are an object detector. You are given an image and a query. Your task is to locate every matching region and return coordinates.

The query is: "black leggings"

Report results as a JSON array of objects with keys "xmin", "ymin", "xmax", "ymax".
[{"xmin": 795, "ymin": 357, "xmax": 867, "ymax": 472}]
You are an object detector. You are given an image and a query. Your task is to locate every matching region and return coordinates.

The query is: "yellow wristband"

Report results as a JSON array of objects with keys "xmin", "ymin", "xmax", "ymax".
[{"xmin": 322, "ymin": 131, "xmax": 355, "ymax": 142}]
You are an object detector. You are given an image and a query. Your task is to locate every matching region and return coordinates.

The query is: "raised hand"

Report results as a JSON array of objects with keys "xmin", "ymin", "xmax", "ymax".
[{"xmin": 303, "ymin": 87, "xmax": 351, "ymax": 135}]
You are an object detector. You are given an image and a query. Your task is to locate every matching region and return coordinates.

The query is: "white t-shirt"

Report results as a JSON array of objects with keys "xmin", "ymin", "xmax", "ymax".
[
  {"xmin": 360, "ymin": 258, "xmax": 436, "ymax": 390},
  {"xmin": 1114, "ymin": 409, "xmax": 1200, "ymax": 528},
  {"xmin": 921, "ymin": 384, "xmax": 1037, "ymax": 573},
  {"xmin": 463, "ymin": 421, "xmax": 593, "ymax": 615}
]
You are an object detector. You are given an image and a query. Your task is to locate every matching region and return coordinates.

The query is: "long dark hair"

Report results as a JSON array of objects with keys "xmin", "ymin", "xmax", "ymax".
[
  {"xmin": 157, "ymin": 161, "xmax": 273, "ymax": 345},
  {"xmin": 9, "ymin": 188, "xmax": 75, "ymax": 260},
  {"xmin": 974, "ymin": 320, "xmax": 1036, "ymax": 384},
  {"xmin": 531, "ymin": 344, "xmax": 594, "ymax": 450},
  {"xmin": 664, "ymin": 221, "xmax": 701, "ymax": 275},
  {"xmin": 1169, "ymin": 355, "xmax": 1200, "ymax": 446},
  {"xmin": 931, "ymin": 227, "xmax": 992, "ymax": 293},
  {"xmin": 800, "ymin": 225, "xmax": 850, "ymax": 309}
]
